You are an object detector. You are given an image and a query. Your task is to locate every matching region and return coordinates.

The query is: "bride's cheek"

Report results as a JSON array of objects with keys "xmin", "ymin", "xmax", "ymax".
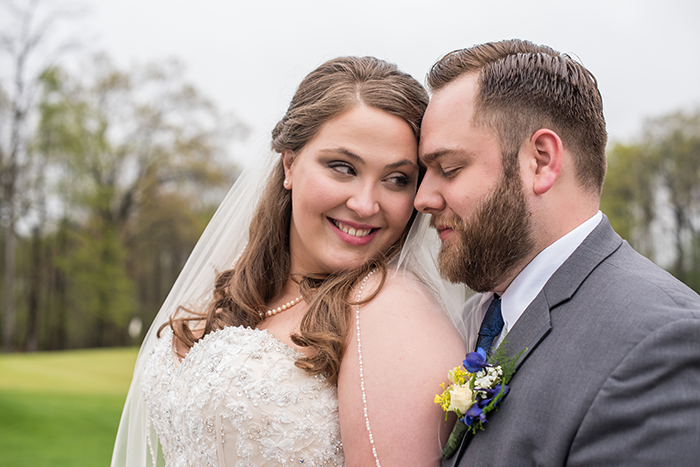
[{"xmin": 398, "ymin": 196, "xmax": 417, "ymax": 221}]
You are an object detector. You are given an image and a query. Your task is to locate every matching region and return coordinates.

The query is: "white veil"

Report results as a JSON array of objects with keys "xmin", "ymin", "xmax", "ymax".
[{"xmin": 110, "ymin": 144, "xmax": 469, "ymax": 467}]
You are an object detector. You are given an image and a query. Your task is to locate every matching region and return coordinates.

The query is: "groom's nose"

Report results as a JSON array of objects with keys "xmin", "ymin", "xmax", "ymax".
[{"xmin": 415, "ymin": 171, "xmax": 446, "ymax": 213}]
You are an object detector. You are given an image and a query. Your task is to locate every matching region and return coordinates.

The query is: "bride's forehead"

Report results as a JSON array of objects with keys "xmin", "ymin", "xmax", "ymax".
[{"xmin": 292, "ymin": 115, "xmax": 417, "ymax": 169}]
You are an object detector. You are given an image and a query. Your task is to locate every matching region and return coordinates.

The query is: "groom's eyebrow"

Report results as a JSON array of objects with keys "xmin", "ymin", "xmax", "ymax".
[
  {"xmin": 421, "ymin": 149, "xmax": 473, "ymax": 166},
  {"xmin": 420, "ymin": 149, "xmax": 451, "ymax": 165}
]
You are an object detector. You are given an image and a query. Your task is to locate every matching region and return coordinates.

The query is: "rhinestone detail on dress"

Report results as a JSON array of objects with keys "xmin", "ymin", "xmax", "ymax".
[{"xmin": 142, "ymin": 326, "xmax": 344, "ymax": 466}]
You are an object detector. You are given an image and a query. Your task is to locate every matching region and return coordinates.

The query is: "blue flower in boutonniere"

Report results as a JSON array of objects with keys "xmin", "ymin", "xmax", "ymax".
[
  {"xmin": 435, "ymin": 345, "xmax": 521, "ymax": 459},
  {"xmin": 462, "ymin": 347, "xmax": 490, "ymax": 372}
]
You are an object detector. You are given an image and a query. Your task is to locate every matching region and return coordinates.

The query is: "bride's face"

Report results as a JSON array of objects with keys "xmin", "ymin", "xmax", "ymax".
[{"xmin": 283, "ymin": 105, "xmax": 419, "ymax": 276}]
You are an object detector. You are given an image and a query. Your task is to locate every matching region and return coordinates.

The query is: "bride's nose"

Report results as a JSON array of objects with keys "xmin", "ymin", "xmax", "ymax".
[{"xmin": 346, "ymin": 183, "xmax": 380, "ymax": 218}]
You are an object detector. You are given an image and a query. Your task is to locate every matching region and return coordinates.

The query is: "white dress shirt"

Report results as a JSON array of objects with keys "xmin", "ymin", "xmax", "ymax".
[{"xmin": 477, "ymin": 211, "xmax": 603, "ymax": 348}]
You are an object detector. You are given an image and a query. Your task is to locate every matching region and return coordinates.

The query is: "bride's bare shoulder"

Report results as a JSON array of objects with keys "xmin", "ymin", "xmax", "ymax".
[
  {"xmin": 359, "ymin": 268, "xmax": 445, "ymax": 317},
  {"xmin": 339, "ymin": 268, "xmax": 466, "ymax": 466},
  {"xmin": 355, "ymin": 267, "xmax": 463, "ymax": 345}
]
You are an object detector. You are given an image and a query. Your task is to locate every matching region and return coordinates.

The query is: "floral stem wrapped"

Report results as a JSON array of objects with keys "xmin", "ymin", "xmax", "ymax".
[{"xmin": 435, "ymin": 346, "xmax": 520, "ymax": 458}]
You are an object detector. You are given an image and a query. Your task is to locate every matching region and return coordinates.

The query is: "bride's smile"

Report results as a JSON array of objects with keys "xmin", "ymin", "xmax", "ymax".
[{"xmin": 329, "ymin": 218, "xmax": 378, "ymax": 245}]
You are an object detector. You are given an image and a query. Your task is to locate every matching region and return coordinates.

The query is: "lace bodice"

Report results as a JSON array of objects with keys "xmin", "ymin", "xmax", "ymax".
[{"xmin": 142, "ymin": 326, "xmax": 345, "ymax": 466}]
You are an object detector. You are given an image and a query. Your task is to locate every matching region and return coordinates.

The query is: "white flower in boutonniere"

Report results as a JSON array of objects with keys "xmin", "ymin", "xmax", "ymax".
[
  {"xmin": 447, "ymin": 383, "xmax": 473, "ymax": 413},
  {"xmin": 434, "ymin": 346, "xmax": 521, "ymax": 459}
]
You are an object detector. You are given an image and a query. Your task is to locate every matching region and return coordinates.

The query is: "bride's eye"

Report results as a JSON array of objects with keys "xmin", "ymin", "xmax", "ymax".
[
  {"xmin": 384, "ymin": 172, "xmax": 411, "ymax": 188},
  {"xmin": 329, "ymin": 161, "xmax": 356, "ymax": 176}
]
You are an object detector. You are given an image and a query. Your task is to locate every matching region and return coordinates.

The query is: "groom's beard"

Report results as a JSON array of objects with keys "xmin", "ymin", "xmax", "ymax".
[{"xmin": 431, "ymin": 171, "xmax": 535, "ymax": 293}]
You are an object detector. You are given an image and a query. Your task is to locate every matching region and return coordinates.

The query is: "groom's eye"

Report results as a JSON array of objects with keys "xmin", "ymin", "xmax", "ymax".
[{"xmin": 440, "ymin": 167, "xmax": 461, "ymax": 178}]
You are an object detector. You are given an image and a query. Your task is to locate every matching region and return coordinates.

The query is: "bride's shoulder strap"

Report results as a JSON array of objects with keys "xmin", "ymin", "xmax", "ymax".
[{"xmin": 338, "ymin": 268, "xmax": 467, "ymax": 466}]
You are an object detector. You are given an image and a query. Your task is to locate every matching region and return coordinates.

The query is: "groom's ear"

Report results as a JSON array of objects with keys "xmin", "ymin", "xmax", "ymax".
[{"xmin": 526, "ymin": 129, "xmax": 562, "ymax": 195}]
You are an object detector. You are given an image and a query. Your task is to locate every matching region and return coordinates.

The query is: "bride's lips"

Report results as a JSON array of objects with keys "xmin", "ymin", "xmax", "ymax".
[{"xmin": 328, "ymin": 218, "xmax": 379, "ymax": 246}]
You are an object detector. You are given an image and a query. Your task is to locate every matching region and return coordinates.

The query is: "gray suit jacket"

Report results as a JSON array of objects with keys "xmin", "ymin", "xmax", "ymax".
[{"xmin": 444, "ymin": 216, "xmax": 700, "ymax": 467}]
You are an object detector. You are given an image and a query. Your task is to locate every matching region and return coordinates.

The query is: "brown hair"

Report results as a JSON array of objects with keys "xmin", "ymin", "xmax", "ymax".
[
  {"xmin": 428, "ymin": 39, "xmax": 607, "ymax": 194},
  {"xmin": 164, "ymin": 56, "xmax": 428, "ymax": 384}
]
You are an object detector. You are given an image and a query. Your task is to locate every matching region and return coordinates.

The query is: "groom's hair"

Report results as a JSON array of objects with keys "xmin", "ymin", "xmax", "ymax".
[{"xmin": 427, "ymin": 39, "xmax": 608, "ymax": 195}]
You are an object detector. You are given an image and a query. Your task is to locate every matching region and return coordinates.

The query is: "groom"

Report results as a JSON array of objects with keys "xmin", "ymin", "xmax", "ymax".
[{"xmin": 416, "ymin": 39, "xmax": 700, "ymax": 466}]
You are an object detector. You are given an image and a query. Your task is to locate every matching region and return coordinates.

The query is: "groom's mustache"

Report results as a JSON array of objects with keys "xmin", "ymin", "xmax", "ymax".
[{"xmin": 429, "ymin": 214, "xmax": 464, "ymax": 233}]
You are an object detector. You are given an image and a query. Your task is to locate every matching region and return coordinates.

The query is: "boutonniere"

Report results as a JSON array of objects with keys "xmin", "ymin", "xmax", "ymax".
[{"xmin": 435, "ymin": 345, "xmax": 520, "ymax": 458}]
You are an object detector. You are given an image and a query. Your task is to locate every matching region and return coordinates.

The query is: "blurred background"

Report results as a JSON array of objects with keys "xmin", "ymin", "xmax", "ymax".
[{"xmin": 0, "ymin": 0, "xmax": 698, "ymax": 465}]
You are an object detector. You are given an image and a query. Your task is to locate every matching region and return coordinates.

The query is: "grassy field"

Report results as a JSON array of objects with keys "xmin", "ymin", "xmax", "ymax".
[{"xmin": 0, "ymin": 347, "xmax": 138, "ymax": 467}]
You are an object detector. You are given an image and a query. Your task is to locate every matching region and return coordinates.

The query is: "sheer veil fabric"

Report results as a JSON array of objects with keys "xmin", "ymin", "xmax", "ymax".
[{"xmin": 110, "ymin": 146, "xmax": 470, "ymax": 466}]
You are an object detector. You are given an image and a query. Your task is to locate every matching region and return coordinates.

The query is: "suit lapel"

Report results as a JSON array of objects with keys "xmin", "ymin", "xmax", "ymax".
[
  {"xmin": 447, "ymin": 216, "xmax": 623, "ymax": 466},
  {"xmin": 502, "ymin": 293, "xmax": 551, "ymax": 370},
  {"xmin": 502, "ymin": 215, "xmax": 623, "ymax": 371}
]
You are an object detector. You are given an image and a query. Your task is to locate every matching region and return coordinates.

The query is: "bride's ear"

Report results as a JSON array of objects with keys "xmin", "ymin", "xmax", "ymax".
[{"xmin": 282, "ymin": 150, "xmax": 294, "ymax": 190}]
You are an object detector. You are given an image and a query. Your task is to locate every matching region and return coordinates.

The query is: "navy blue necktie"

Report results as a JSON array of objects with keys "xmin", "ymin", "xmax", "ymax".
[{"xmin": 475, "ymin": 294, "xmax": 504, "ymax": 354}]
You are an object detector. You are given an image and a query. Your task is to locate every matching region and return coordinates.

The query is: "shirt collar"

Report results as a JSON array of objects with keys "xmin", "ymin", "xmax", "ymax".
[{"xmin": 499, "ymin": 211, "xmax": 602, "ymax": 333}]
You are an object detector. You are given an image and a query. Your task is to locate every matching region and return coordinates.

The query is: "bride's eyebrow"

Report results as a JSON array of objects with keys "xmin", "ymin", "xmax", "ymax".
[
  {"xmin": 320, "ymin": 148, "xmax": 417, "ymax": 171},
  {"xmin": 319, "ymin": 147, "xmax": 363, "ymax": 163},
  {"xmin": 385, "ymin": 159, "xmax": 418, "ymax": 171}
]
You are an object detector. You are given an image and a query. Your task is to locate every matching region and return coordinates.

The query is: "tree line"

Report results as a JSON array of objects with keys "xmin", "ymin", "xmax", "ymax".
[
  {"xmin": 0, "ymin": 0, "xmax": 245, "ymax": 351},
  {"xmin": 602, "ymin": 109, "xmax": 700, "ymax": 293},
  {"xmin": 1, "ymin": 1, "xmax": 698, "ymax": 353}
]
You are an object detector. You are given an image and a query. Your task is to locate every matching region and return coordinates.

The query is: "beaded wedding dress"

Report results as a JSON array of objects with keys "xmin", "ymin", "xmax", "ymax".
[{"xmin": 141, "ymin": 326, "xmax": 344, "ymax": 466}]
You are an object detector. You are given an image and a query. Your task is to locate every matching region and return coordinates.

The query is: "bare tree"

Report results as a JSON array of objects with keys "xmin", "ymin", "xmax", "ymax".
[
  {"xmin": 0, "ymin": 0, "xmax": 80, "ymax": 351},
  {"xmin": 37, "ymin": 55, "xmax": 245, "ymax": 347}
]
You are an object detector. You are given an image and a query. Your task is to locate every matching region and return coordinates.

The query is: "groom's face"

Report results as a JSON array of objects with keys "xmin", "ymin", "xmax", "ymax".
[{"xmin": 415, "ymin": 74, "xmax": 535, "ymax": 292}]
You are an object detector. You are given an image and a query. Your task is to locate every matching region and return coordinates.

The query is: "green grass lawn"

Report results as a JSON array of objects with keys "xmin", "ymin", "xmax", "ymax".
[{"xmin": 0, "ymin": 347, "xmax": 138, "ymax": 467}]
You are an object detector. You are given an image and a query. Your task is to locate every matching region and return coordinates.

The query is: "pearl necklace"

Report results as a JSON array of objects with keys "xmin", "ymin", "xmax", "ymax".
[{"xmin": 258, "ymin": 295, "xmax": 303, "ymax": 318}]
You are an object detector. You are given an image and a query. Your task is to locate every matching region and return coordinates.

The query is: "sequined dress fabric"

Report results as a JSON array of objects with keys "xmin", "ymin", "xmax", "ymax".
[{"xmin": 142, "ymin": 326, "xmax": 345, "ymax": 466}]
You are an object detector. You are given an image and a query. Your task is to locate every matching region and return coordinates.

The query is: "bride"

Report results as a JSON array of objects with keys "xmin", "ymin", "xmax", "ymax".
[{"xmin": 111, "ymin": 56, "xmax": 467, "ymax": 466}]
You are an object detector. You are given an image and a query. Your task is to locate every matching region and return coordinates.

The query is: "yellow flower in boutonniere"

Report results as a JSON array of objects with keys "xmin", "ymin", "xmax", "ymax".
[{"xmin": 435, "ymin": 345, "xmax": 522, "ymax": 459}]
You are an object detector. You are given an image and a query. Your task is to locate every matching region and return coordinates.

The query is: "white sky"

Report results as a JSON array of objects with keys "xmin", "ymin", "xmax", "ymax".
[{"xmin": 77, "ymin": 0, "xmax": 700, "ymax": 166}]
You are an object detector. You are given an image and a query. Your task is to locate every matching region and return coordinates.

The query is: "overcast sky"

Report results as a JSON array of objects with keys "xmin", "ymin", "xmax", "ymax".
[{"xmin": 79, "ymin": 0, "xmax": 700, "ymax": 166}]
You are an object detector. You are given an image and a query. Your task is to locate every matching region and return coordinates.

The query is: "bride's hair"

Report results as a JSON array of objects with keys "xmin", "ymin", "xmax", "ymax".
[{"xmin": 164, "ymin": 56, "xmax": 428, "ymax": 384}]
